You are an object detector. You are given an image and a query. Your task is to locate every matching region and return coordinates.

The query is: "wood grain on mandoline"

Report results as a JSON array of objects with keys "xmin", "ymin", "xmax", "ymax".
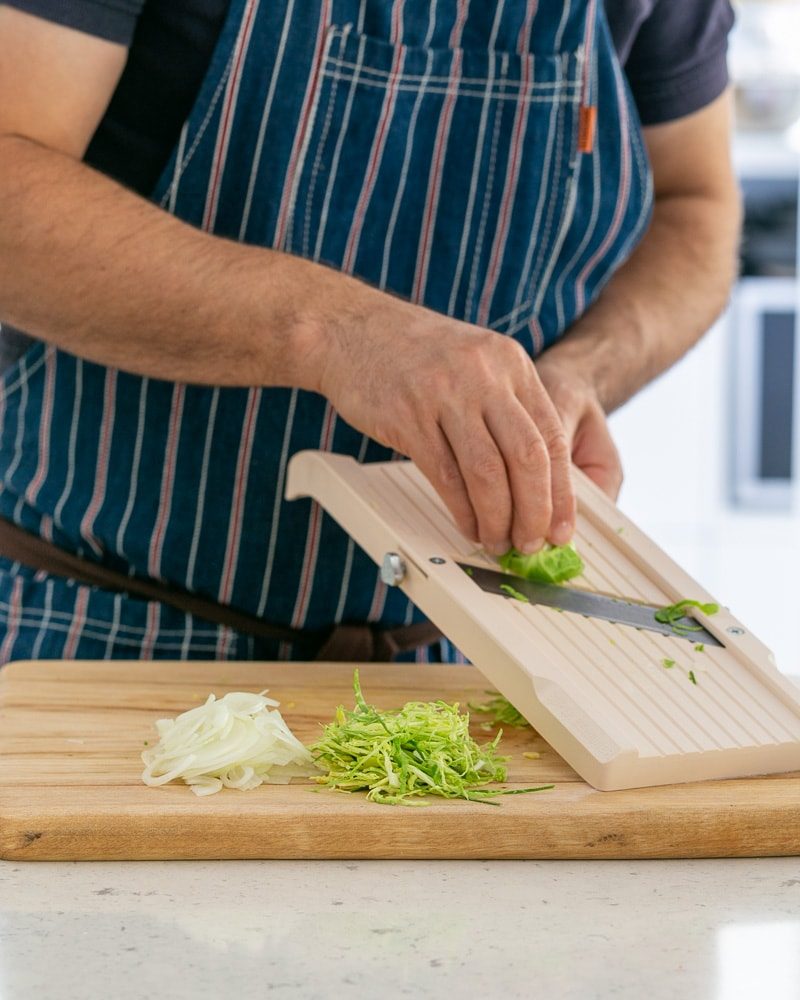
[{"xmin": 1, "ymin": 659, "xmax": 799, "ymax": 861}]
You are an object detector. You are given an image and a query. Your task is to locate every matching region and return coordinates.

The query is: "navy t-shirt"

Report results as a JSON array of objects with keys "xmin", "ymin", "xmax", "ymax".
[{"xmin": 5, "ymin": 0, "xmax": 735, "ymax": 196}]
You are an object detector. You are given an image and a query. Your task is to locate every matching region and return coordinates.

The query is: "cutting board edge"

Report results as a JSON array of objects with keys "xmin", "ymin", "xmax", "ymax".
[{"xmin": 3, "ymin": 795, "xmax": 800, "ymax": 861}]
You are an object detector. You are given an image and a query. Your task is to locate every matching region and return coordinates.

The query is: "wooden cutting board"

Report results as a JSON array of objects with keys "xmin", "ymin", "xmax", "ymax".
[{"xmin": 2, "ymin": 659, "xmax": 800, "ymax": 861}]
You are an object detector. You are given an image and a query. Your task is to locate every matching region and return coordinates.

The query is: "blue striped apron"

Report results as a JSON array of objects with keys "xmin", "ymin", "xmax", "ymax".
[{"xmin": 0, "ymin": 0, "xmax": 652, "ymax": 664}]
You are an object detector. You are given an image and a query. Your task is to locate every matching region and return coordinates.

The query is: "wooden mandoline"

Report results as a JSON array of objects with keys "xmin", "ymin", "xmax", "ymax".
[{"xmin": 286, "ymin": 451, "xmax": 800, "ymax": 791}]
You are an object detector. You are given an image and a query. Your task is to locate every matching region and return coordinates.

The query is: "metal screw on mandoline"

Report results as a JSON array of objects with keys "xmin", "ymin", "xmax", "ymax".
[
  {"xmin": 380, "ymin": 552, "xmax": 406, "ymax": 586},
  {"xmin": 429, "ymin": 557, "xmax": 446, "ymax": 565}
]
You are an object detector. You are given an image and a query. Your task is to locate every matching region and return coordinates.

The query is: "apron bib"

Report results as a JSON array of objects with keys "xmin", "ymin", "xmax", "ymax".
[{"xmin": 0, "ymin": 0, "xmax": 652, "ymax": 664}]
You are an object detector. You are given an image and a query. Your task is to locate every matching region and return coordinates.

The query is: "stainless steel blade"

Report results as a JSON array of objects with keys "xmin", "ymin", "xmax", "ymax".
[{"xmin": 458, "ymin": 563, "xmax": 723, "ymax": 646}]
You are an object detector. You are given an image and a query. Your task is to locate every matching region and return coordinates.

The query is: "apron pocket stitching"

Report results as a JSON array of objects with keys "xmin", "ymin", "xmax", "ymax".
[
  {"xmin": 462, "ymin": 73, "xmax": 507, "ymax": 320},
  {"xmin": 158, "ymin": 49, "xmax": 237, "ymax": 211}
]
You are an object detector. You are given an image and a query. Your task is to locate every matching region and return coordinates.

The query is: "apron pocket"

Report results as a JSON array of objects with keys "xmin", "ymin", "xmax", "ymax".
[{"xmin": 285, "ymin": 25, "xmax": 583, "ymax": 334}]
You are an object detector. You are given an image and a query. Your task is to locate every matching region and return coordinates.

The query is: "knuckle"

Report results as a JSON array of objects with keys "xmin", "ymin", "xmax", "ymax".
[
  {"xmin": 469, "ymin": 451, "xmax": 506, "ymax": 484},
  {"xmin": 435, "ymin": 455, "xmax": 463, "ymax": 491},
  {"xmin": 547, "ymin": 432, "xmax": 571, "ymax": 461},
  {"xmin": 512, "ymin": 433, "xmax": 548, "ymax": 470}
]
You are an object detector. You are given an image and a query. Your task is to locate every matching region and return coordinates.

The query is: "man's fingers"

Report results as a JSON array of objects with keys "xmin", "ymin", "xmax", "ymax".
[
  {"xmin": 483, "ymin": 398, "xmax": 552, "ymax": 552},
  {"xmin": 439, "ymin": 412, "xmax": 513, "ymax": 554},
  {"xmin": 412, "ymin": 426, "xmax": 479, "ymax": 543},
  {"xmin": 516, "ymin": 384, "xmax": 576, "ymax": 546}
]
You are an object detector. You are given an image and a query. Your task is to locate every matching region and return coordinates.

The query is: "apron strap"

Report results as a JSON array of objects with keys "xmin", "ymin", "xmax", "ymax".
[{"xmin": 0, "ymin": 515, "xmax": 443, "ymax": 660}]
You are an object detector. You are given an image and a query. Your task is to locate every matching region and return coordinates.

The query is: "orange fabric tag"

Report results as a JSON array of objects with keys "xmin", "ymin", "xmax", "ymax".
[{"xmin": 578, "ymin": 105, "xmax": 597, "ymax": 154}]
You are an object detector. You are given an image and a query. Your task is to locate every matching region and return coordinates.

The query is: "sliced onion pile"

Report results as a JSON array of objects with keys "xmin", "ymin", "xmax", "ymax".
[{"xmin": 141, "ymin": 691, "xmax": 318, "ymax": 796}]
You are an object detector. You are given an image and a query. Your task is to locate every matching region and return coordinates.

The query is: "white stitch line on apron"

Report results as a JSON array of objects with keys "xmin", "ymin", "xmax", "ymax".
[
  {"xmin": 307, "ymin": 26, "xmax": 359, "ymax": 261},
  {"xmin": 255, "ymin": 386, "xmax": 298, "ymax": 616},
  {"xmin": 447, "ymin": 4, "xmax": 503, "ymax": 317},
  {"xmin": 553, "ymin": 34, "xmax": 600, "ymax": 332},
  {"xmin": 29, "ymin": 578, "xmax": 54, "ymax": 659},
  {"xmin": 147, "ymin": 384, "xmax": 186, "ymax": 579},
  {"xmin": 463, "ymin": 56, "xmax": 506, "ymax": 320},
  {"xmin": 411, "ymin": 0, "xmax": 468, "ymax": 305},
  {"xmin": 159, "ymin": 52, "xmax": 237, "ymax": 210},
  {"xmin": 140, "ymin": 601, "xmax": 160, "ymax": 660},
  {"xmin": 23, "ymin": 346, "xmax": 56, "ymax": 515},
  {"xmin": 79, "ymin": 368, "xmax": 117, "ymax": 558},
  {"xmin": 342, "ymin": 5, "xmax": 406, "ymax": 276},
  {"xmin": 379, "ymin": 43, "xmax": 434, "ymax": 289},
  {"xmin": 103, "ymin": 591, "xmax": 123, "ymax": 659},
  {"xmin": 8, "ymin": 358, "xmax": 30, "ymax": 526},
  {"xmin": 168, "ymin": 122, "xmax": 189, "ymax": 215},
  {"xmin": 0, "ymin": 585, "xmax": 222, "ymax": 637},
  {"xmin": 0, "ymin": 347, "xmax": 47, "ymax": 399},
  {"xmin": 115, "ymin": 377, "xmax": 148, "ymax": 560},
  {"xmin": 332, "ymin": 433, "xmax": 370, "ymax": 623},
  {"xmin": 202, "ymin": 0, "xmax": 262, "ymax": 233},
  {"xmin": 313, "ymin": 30, "xmax": 366, "ymax": 263},
  {"xmin": 319, "ymin": 68, "xmax": 578, "ymax": 101},
  {"xmin": 573, "ymin": 48, "xmax": 631, "ymax": 309},
  {"xmin": 491, "ymin": 50, "xmax": 562, "ymax": 328},
  {"xmin": 52, "ymin": 356, "xmax": 83, "ymax": 534},
  {"xmin": 320, "ymin": 55, "xmax": 578, "ymax": 89},
  {"xmin": 185, "ymin": 386, "xmax": 220, "ymax": 590},
  {"xmin": 238, "ymin": 0, "xmax": 297, "ymax": 239},
  {"xmin": 274, "ymin": 0, "xmax": 333, "ymax": 250},
  {"xmin": 477, "ymin": 48, "xmax": 537, "ymax": 327},
  {"xmin": 216, "ymin": 386, "xmax": 261, "ymax": 610},
  {"xmin": 527, "ymin": 62, "xmax": 569, "ymax": 316},
  {"xmin": 0, "ymin": 576, "xmax": 22, "ymax": 663}
]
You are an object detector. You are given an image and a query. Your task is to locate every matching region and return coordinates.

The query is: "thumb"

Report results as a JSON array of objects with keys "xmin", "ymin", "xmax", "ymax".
[{"xmin": 571, "ymin": 404, "xmax": 624, "ymax": 501}]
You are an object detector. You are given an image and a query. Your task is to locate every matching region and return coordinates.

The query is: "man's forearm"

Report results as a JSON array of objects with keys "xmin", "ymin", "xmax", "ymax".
[
  {"xmin": 0, "ymin": 134, "xmax": 358, "ymax": 389},
  {"xmin": 538, "ymin": 188, "xmax": 742, "ymax": 412}
]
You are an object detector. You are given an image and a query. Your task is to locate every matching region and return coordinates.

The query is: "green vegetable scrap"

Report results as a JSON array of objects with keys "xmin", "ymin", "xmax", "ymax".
[
  {"xmin": 468, "ymin": 691, "xmax": 531, "ymax": 729},
  {"xmin": 310, "ymin": 671, "xmax": 552, "ymax": 806},
  {"xmin": 661, "ymin": 658, "xmax": 675, "ymax": 669},
  {"xmin": 654, "ymin": 599, "xmax": 719, "ymax": 635},
  {"xmin": 499, "ymin": 543, "xmax": 584, "ymax": 585},
  {"xmin": 694, "ymin": 643, "xmax": 705, "ymax": 653},
  {"xmin": 688, "ymin": 670, "xmax": 698, "ymax": 686},
  {"xmin": 499, "ymin": 582, "xmax": 530, "ymax": 603}
]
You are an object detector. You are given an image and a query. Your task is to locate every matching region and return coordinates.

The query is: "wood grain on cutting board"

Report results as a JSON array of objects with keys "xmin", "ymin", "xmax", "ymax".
[{"xmin": 1, "ymin": 660, "xmax": 798, "ymax": 861}]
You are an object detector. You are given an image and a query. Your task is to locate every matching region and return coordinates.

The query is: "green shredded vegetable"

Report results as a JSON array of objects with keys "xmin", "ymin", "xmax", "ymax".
[
  {"xmin": 654, "ymin": 599, "xmax": 719, "ymax": 635},
  {"xmin": 688, "ymin": 670, "xmax": 698, "ymax": 685},
  {"xmin": 662, "ymin": 658, "xmax": 675, "ymax": 669},
  {"xmin": 468, "ymin": 691, "xmax": 531, "ymax": 729},
  {"xmin": 499, "ymin": 543, "xmax": 584, "ymax": 585},
  {"xmin": 499, "ymin": 582, "xmax": 530, "ymax": 603},
  {"xmin": 694, "ymin": 643, "xmax": 705, "ymax": 653},
  {"xmin": 310, "ymin": 672, "xmax": 552, "ymax": 806}
]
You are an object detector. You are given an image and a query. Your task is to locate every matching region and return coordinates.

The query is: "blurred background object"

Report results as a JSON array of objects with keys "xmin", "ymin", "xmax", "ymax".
[
  {"xmin": 611, "ymin": 0, "xmax": 800, "ymax": 675},
  {"xmin": 730, "ymin": 0, "xmax": 800, "ymax": 131}
]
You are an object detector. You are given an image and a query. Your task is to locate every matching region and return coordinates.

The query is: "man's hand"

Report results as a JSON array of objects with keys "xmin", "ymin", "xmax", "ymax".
[
  {"xmin": 315, "ymin": 290, "xmax": 576, "ymax": 555},
  {"xmin": 535, "ymin": 357, "xmax": 623, "ymax": 500}
]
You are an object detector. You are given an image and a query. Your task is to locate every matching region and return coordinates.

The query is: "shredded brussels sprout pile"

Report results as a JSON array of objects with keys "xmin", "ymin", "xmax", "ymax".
[
  {"xmin": 499, "ymin": 543, "xmax": 584, "ymax": 585},
  {"xmin": 310, "ymin": 672, "xmax": 553, "ymax": 806},
  {"xmin": 468, "ymin": 691, "xmax": 531, "ymax": 729}
]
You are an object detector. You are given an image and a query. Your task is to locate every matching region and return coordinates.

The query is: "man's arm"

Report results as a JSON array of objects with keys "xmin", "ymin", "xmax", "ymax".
[
  {"xmin": 535, "ymin": 90, "xmax": 742, "ymax": 496},
  {"xmin": 0, "ymin": 6, "xmax": 576, "ymax": 556}
]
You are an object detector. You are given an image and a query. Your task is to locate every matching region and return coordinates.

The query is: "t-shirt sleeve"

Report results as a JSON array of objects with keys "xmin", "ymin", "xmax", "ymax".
[
  {"xmin": 3, "ymin": 0, "xmax": 145, "ymax": 46},
  {"xmin": 623, "ymin": 0, "xmax": 736, "ymax": 126}
]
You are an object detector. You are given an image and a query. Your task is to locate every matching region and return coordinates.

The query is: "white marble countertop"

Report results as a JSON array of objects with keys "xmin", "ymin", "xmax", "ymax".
[{"xmin": 3, "ymin": 856, "xmax": 800, "ymax": 1000}]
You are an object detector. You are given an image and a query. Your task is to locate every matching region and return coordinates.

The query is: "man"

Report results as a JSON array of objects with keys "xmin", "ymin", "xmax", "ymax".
[{"xmin": 0, "ymin": 0, "xmax": 740, "ymax": 663}]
